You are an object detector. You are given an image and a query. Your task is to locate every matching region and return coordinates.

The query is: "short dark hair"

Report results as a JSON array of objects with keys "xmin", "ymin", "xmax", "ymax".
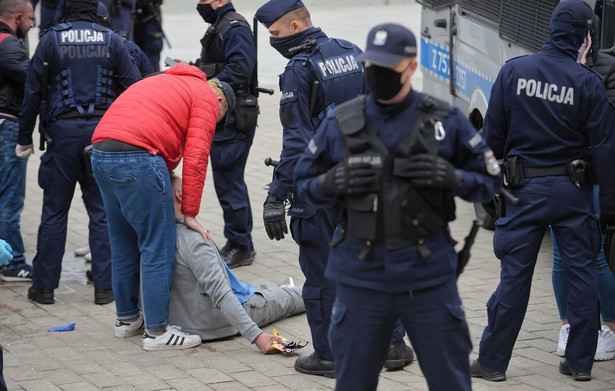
[{"xmin": 0, "ymin": 0, "xmax": 30, "ymax": 19}]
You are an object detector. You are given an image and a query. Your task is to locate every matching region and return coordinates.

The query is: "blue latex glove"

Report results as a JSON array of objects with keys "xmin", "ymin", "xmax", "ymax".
[
  {"xmin": 48, "ymin": 322, "xmax": 76, "ymax": 332},
  {"xmin": 0, "ymin": 239, "xmax": 13, "ymax": 266}
]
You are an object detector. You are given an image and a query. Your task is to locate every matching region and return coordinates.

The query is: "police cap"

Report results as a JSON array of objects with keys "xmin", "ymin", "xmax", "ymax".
[
  {"xmin": 255, "ymin": 0, "xmax": 304, "ymax": 28},
  {"xmin": 551, "ymin": 0, "xmax": 593, "ymax": 28},
  {"xmin": 357, "ymin": 23, "xmax": 417, "ymax": 67}
]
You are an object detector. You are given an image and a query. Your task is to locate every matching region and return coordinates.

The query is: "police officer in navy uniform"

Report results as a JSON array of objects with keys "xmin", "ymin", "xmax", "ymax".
[
  {"xmin": 471, "ymin": 0, "xmax": 615, "ymax": 382},
  {"xmin": 100, "ymin": 0, "xmax": 132, "ymax": 36},
  {"xmin": 193, "ymin": 0, "xmax": 258, "ymax": 268},
  {"xmin": 294, "ymin": 23, "xmax": 501, "ymax": 390},
  {"xmin": 16, "ymin": 0, "xmax": 140, "ymax": 305},
  {"xmin": 255, "ymin": 0, "xmax": 413, "ymax": 378}
]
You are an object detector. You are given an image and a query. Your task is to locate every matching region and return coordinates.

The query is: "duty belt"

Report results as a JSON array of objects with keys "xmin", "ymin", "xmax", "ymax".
[
  {"xmin": 56, "ymin": 108, "xmax": 106, "ymax": 120},
  {"xmin": 523, "ymin": 165, "xmax": 568, "ymax": 178}
]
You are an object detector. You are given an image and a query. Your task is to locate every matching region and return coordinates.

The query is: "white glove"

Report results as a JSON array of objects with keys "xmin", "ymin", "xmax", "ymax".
[{"xmin": 15, "ymin": 144, "xmax": 33, "ymax": 158}]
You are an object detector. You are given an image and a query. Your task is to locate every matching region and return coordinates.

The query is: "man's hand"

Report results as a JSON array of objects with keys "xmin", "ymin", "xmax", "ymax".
[
  {"xmin": 254, "ymin": 332, "xmax": 284, "ymax": 354},
  {"xmin": 0, "ymin": 239, "xmax": 13, "ymax": 266},
  {"xmin": 405, "ymin": 153, "xmax": 462, "ymax": 189},
  {"xmin": 317, "ymin": 162, "xmax": 378, "ymax": 196},
  {"xmin": 184, "ymin": 216, "xmax": 211, "ymax": 242},
  {"xmin": 15, "ymin": 144, "xmax": 34, "ymax": 158},
  {"xmin": 263, "ymin": 194, "xmax": 287, "ymax": 241}
]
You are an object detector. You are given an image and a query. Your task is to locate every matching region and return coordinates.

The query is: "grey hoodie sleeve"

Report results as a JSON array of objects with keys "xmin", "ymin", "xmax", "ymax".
[{"xmin": 186, "ymin": 234, "xmax": 263, "ymax": 343}]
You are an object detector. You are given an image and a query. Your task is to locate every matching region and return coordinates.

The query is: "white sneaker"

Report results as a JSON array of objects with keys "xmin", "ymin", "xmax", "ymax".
[
  {"xmin": 84, "ymin": 252, "xmax": 92, "ymax": 262},
  {"xmin": 115, "ymin": 313, "xmax": 144, "ymax": 338},
  {"xmin": 557, "ymin": 324, "xmax": 569, "ymax": 356},
  {"xmin": 142, "ymin": 325, "xmax": 201, "ymax": 351},
  {"xmin": 74, "ymin": 245, "xmax": 90, "ymax": 257},
  {"xmin": 595, "ymin": 324, "xmax": 615, "ymax": 361}
]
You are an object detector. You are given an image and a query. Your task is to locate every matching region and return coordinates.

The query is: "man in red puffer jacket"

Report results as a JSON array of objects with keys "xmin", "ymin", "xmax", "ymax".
[{"xmin": 91, "ymin": 64, "xmax": 236, "ymax": 351}]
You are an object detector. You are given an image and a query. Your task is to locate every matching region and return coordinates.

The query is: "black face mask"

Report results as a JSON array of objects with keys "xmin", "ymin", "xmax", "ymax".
[
  {"xmin": 270, "ymin": 27, "xmax": 315, "ymax": 59},
  {"xmin": 364, "ymin": 65, "xmax": 406, "ymax": 101},
  {"xmin": 196, "ymin": 3, "xmax": 216, "ymax": 23}
]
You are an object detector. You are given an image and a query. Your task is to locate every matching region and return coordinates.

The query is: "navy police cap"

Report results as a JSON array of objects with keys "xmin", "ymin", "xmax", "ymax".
[
  {"xmin": 357, "ymin": 23, "xmax": 417, "ymax": 67},
  {"xmin": 255, "ymin": 0, "xmax": 304, "ymax": 28},
  {"xmin": 551, "ymin": 0, "xmax": 593, "ymax": 27}
]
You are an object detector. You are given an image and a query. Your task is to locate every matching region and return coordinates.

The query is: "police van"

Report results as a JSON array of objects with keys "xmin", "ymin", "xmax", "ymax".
[{"xmin": 417, "ymin": 0, "xmax": 614, "ymax": 228}]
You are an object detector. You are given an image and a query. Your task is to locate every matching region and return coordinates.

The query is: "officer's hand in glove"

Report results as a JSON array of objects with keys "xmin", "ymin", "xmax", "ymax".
[
  {"xmin": 15, "ymin": 144, "xmax": 34, "ymax": 159},
  {"xmin": 263, "ymin": 194, "xmax": 288, "ymax": 241},
  {"xmin": 406, "ymin": 153, "xmax": 462, "ymax": 189},
  {"xmin": 0, "ymin": 239, "xmax": 13, "ymax": 266},
  {"xmin": 318, "ymin": 162, "xmax": 377, "ymax": 196}
]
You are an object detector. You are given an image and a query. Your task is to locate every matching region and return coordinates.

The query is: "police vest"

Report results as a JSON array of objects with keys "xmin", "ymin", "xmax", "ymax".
[
  {"xmin": 288, "ymin": 38, "xmax": 364, "ymax": 123},
  {"xmin": 50, "ymin": 21, "xmax": 116, "ymax": 118},
  {"xmin": 199, "ymin": 12, "xmax": 253, "ymax": 96},
  {"xmin": 336, "ymin": 94, "xmax": 455, "ymax": 254}
]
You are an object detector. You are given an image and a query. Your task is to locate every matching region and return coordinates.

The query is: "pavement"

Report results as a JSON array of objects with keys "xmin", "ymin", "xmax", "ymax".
[{"xmin": 2, "ymin": 1, "xmax": 615, "ymax": 390}]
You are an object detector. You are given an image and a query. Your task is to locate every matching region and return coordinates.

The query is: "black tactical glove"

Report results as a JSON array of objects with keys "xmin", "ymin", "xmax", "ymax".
[
  {"xmin": 317, "ymin": 162, "xmax": 378, "ymax": 196},
  {"xmin": 263, "ymin": 194, "xmax": 288, "ymax": 241},
  {"xmin": 405, "ymin": 153, "xmax": 463, "ymax": 189}
]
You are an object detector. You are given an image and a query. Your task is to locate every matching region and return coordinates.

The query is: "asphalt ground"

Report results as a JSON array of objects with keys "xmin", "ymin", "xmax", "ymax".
[{"xmin": 2, "ymin": 1, "xmax": 615, "ymax": 390}]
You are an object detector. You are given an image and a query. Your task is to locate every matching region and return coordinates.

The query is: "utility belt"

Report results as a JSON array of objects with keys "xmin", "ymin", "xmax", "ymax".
[
  {"xmin": 343, "ymin": 228, "xmax": 449, "ymax": 260},
  {"xmin": 502, "ymin": 156, "xmax": 595, "ymax": 189},
  {"xmin": 56, "ymin": 108, "xmax": 106, "ymax": 121}
]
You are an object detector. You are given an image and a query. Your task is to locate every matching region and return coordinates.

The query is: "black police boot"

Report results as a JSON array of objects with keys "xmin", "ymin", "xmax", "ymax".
[
  {"xmin": 470, "ymin": 359, "xmax": 506, "ymax": 382},
  {"xmin": 559, "ymin": 358, "xmax": 591, "ymax": 381},
  {"xmin": 28, "ymin": 284, "xmax": 54, "ymax": 305},
  {"xmin": 223, "ymin": 246, "xmax": 256, "ymax": 269},
  {"xmin": 384, "ymin": 340, "xmax": 415, "ymax": 370},
  {"xmin": 94, "ymin": 289, "xmax": 115, "ymax": 305},
  {"xmin": 86, "ymin": 269, "xmax": 93, "ymax": 282},
  {"xmin": 294, "ymin": 352, "xmax": 335, "ymax": 378}
]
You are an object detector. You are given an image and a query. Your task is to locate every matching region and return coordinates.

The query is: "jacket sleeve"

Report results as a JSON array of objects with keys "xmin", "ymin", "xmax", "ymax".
[
  {"xmin": 185, "ymin": 235, "xmax": 263, "ymax": 343},
  {"xmin": 483, "ymin": 64, "xmax": 511, "ymax": 161},
  {"xmin": 180, "ymin": 88, "xmax": 217, "ymax": 217},
  {"xmin": 217, "ymin": 23, "xmax": 255, "ymax": 87},
  {"xmin": 0, "ymin": 35, "xmax": 30, "ymax": 87},
  {"xmin": 268, "ymin": 64, "xmax": 314, "ymax": 201},
  {"xmin": 110, "ymin": 34, "xmax": 141, "ymax": 90}
]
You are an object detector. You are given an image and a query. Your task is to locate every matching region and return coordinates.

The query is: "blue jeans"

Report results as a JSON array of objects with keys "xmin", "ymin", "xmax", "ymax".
[
  {"xmin": 552, "ymin": 184, "xmax": 615, "ymax": 322},
  {"xmin": 0, "ymin": 119, "xmax": 27, "ymax": 267},
  {"xmin": 92, "ymin": 150, "xmax": 175, "ymax": 330}
]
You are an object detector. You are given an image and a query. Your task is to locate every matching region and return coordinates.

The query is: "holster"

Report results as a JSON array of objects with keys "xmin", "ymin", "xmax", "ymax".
[
  {"xmin": 234, "ymin": 95, "xmax": 259, "ymax": 133},
  {"xmin": 83, "ymin": 145, "xmax": 93, "ymax": 177},
  {"xmin": 502, "ymin": 156, "xmax": 525, "ymax": 189}
]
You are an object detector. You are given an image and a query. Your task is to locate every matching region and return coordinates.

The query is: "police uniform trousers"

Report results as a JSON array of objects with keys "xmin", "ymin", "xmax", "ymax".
[
  {"xmin": 478, "ymin": 176, "xmax": 599, "ymax": 373},
  {"xmin": 290, "ymin": 208, "xmax": 337, "ymax": 360},
  {"xmin": 329, "ymin": 277, "xmax": 472, "ymax": 391},
  {"xmin": 210, "ymin": 122, "xmax": 255, "ymax": 252},
  {"xmin": 133, "ymin": 12, "xmax": 163, "ymax": 72},
  {"xmin": 32, "ymin": 118, "xmax": 112, "ymax": 290}
]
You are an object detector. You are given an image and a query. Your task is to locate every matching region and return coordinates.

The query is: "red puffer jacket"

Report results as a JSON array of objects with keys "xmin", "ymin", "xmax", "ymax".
[{"xmin": 92, "ymin": 64, "xmax": 218, "ymax": 217}]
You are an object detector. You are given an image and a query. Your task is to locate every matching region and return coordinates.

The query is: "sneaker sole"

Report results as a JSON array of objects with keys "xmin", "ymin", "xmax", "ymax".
[
  {"xmin": 594, "ymin": 352, "xmax": 615, "ymax": 361},
  {"xmin": 2, "ymin": 275, "xmax": 33, "ymax": 282},
  {"xmin": 142, "ymin": 339, "xmax": 201, "ymax": 351}
]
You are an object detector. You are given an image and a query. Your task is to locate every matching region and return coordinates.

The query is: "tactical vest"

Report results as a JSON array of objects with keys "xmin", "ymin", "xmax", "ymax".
[
  {"xmin": 199, "ymin": 12, "xmax": 253, "ymax": 96},
  {"xmin": 288, "ymin": 38, "xmax": 364, "ymax": 123},
  {"xmin": 49, "ymin": 21, "xmax": 116, "ymax": 119},
  {"xmin": 336, "ymin": 94, "xmax": 456, "ymax": 255}
]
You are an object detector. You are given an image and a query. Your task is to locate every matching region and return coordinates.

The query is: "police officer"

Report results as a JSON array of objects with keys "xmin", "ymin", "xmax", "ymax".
[
  {"xmin": 255, "ymin": 0, "xmax": 413, "ymax": 378},
  {"xmin": 471, "ymin": 0, "xmax": 615, "ymax": 382},
  {"xmin": 100, "ymin": 0, "xmax": 131, "ymax": 35},
  {"xmin": 132, "ymin": 0, "xmax": 164, "ymax": 71},
  {"xmin": 16, "ymin": 0, "xmax": 140, "ymax": 305},
  {"xmin": 193, "ymin": 0, "xmax": 258, "ymax": 268},
  {"xmin": 293, "ymin": 23, "xmax": 501, "ymax": 390},
  {"xmin": 34, "ymin": 0, "xmax": 67, "ymax": 35}
]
